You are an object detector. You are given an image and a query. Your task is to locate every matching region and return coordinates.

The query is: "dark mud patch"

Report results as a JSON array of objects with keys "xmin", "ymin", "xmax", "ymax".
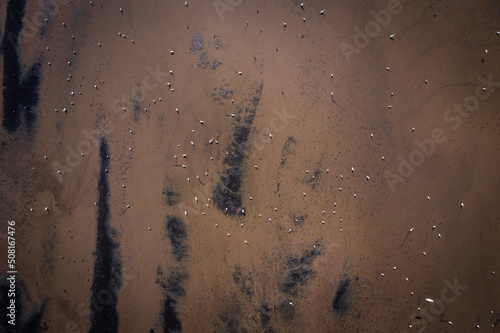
[
  {"xmin": 1, "ymin": 0, "xmax": 41, "ymax": 134},
  {"xmin": 156, "ymin": 267, "xmax": 188, "ymax": 333},
  {"xmin": 218, "ymin": 294, "xmax": 249, "ymax": 332},
  {"xmin": 195, "ymin": 51, "xmax": 210, "ymax": 69},
  {"xmin": 0, "ymin": 277, "xmax": 48, "ymax": 332},
  {"xmin": 279, "ymin": 137, "xmax": 297, "ymax": 167},
  {"xmin": 211, "ymin": 82, "xmax": 233, "ymax": 104},
  {"xmin": 162, "ymin": 297, "xmax": 182, "ymax": 333},
  {"xmin": 232, "ymin": 265, "xmax": 254, "ymax": 299},
  {"xmin": 332, "ymin": 278, "xmax": 351, "ymax": 315},
  {"xmin": 165, "ymin": 216, "xmax": 188, "ymax": 262},
  {"xmin": 213, "ymin": 83, "xmax": 263, "ymax": 215},
  {"xmin": 156, "ymin": 268, "xmax": 188, "ymax": 299},
  {"xmin": 280, "ymin": 239, "xmax": 323, "ymax": 296},
  {"xmin": 277, "ymin": 301, "xmax": 296, "ymax": 324},
  {"xmin": 190, "ymin": 33, "xmax": 223, "ymax": 70},
  {"xmin": 292, "ymin": 214, "xmax": 307, "ymax": 226},
  {"xmin": 162, "ymin": 176, "xmax": 180, "ymax": 206},
  {"xmin": 89, "ymin": 138, "xmax": 122, "ymax": 333},
  {"xmin": 131, "ymin": 98, "xmax": 141, "ymax": 122},
  {"xmin": 189, "ymin": 33, "xmax": 203, "ymax": 54},
  {"xmin": 258, "ymin": 300, "xmax": 274, "ymax": 327},
  {"xmin": 305, "ymin": 169, "xmax": 321, "ymax": 188},
  {"xmin": 212, "ymin": 35, "xmax": 223, "ymax": 49},
  {"xmin": 163, "ymin": 189, "xmax": 180, "ymax": 206}
]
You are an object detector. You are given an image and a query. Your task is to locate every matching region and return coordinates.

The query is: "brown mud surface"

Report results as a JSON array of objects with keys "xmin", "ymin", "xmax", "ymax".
[{"xmin": 0, "ymin": 0, "xmax": 499, "ymax": 332}]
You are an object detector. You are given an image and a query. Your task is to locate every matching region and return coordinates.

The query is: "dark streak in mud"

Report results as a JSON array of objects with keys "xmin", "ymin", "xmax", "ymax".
[
  {"xmin": 281, "ymin": 239, "xmax": 323, "ymax": 296},
  {"xmin": 156, "ymin": 267, "xmax": 189, "ymax": 333},
  {"xmin": 1, "ymin": 0, "xmax": 41, "ymax": 133},
  {"xmin": 213, "ymin": 83, "xmax": 263, "ymax": 215},
  {"xmin": 165, "ymin": 216, "xmax": 188, "ymax": 262},
  {"xmin": 162, "ymin": 297, "xmax": 182, "ymax": 333},
  {"xmin": 279, "ymin": 137, "xmax": 297, "ymax": 167},
  {"xmin": 89, "ymin": 138, "xmax": 122, "ymax": 333},
  {"xmin": 0, "ymin": 278, "xmax": 47, "ymax": 332},
  {"xmin": 332, "ymin": 278, "xmax": 350, "ymax": 315}
]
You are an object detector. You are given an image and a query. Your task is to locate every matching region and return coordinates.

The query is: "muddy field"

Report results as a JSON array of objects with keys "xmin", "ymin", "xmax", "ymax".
[{"xmin": 0, "ymin": 0, "xmax": 499, "ymax": 332}]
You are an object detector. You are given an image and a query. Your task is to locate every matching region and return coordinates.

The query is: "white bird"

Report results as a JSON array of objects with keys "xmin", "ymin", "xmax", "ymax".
[
  {"xmin": 289, "ymin": 301, "xmax": 294, "ymax": 306},
  {"xmin": 389, "ymin": 33, "xmax": 396, "ymax": 40},
  {"xmin": 169, "ymin": 49, "xmax": 174, "ymax": 55},
  {"xmin": 269, "ymin": 133, "xmax": 272, "ymax": 140},
  {"xmin": 237, "ymin": 71, "xmax": 242, "ymax": 75},
  {"xmin": 320, "ymin": 9, "xmax": 325, "ymax": 14},
  {"xmin": 288, "ymin": 229, "xmax": 292, "ymax": 233},
  {"xmin": 200, "ymin": 120, "xmax": 205, "ymax": 125},
  {"xmin": 283, "ymin": 22, "xmax": 287, "ymax": 28},
  {"xmin": 460, "ymin": 203, "xmax": 464, "ymax": 208},
  {"xmin": 409, "ymin": 227, "xmax": 414, "ymax": 233},
  {"xmin": 351, "ymin": 167, "xmax": 354, "ymax": 172},
  {"xmin": 366, "ymin": 176, "xmax": 370, "ymax": 180}
]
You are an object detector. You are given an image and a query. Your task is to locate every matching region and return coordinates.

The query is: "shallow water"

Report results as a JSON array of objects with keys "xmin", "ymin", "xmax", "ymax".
[{"xmin": 0, "ymin": 0, "xmax": 499, "ymax": 332}]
